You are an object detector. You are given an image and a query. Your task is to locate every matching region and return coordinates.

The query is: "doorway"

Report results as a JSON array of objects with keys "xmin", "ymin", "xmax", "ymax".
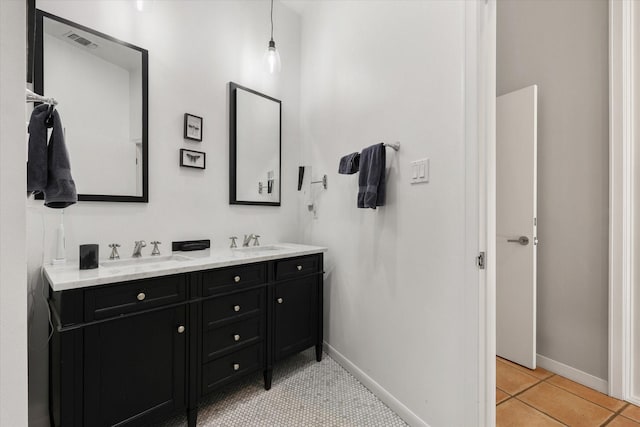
[{"xmin": 493, "ymin": 0, "xmax": 616, "ymax": 424}]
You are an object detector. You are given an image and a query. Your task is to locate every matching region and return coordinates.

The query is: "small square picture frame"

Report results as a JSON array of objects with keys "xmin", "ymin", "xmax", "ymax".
[
  {"xmin": 180, "ymin": 149, "xmax": 206, "ymax": 169},
  {"xmin": 184, "ymin": 113, "xmax": 203, "ymax": 141}
]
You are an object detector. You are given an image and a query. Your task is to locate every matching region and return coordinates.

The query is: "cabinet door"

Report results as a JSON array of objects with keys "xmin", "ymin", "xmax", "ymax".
[
  {"xmin": 274, "ymin": 276, "xmax": 317, "ymax": 361},
  {"xmin": 83, "ymin": 306, "xmax": 187, "ymax": 427}
]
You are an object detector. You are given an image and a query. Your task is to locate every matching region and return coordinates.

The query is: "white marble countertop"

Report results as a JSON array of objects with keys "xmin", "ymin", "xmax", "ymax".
[{"xmin": 44, "ymin": 243, "xmax": 327, "ymax": 292}]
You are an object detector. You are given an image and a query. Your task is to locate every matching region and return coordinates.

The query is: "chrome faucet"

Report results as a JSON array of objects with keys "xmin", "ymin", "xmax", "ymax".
[
  {"xmin": 132, "ymin": 240, "xmax": 146, "ymax": 257},
  {"xmin": 150, "ymin": 241, "xmax": 161, "ymax": 256},
  {"xmin": 242, "ymin": 234, "xmax": 255, "ymax": 247},
  {"xmin": 108, "ymin": 243, "xmax": 121, "ymax": 260}
]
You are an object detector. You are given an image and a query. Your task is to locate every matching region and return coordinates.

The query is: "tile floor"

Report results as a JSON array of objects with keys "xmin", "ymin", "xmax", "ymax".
[
  {"xmin": 497, "ymin": 356, "xmax": 640, "ymax": 426},
  {"xmin": 161, "ymin": 349, "xmax": 407, "ymax": 426}
]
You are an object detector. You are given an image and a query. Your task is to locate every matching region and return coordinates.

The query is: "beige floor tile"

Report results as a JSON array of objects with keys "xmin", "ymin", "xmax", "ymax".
[
  {"xmin": 497, "ymin": 388, "xmax": 510, "ymax": 404},
  {"xmin": 545, "ymin": 375, "xmax": 625, "ymax": 412},
  {"xmin": 608, "ymin": 416, "xmax": 640, "ymax": 427},
  {"xmin": 497, "ymin": 360, "xmax": 541, "ymax": 395},
  {"xmin": 496, "ymin": 399, "xmax": 564, "ymax": 426},
  {"xmin": 498, "ymin": 357, "xmax": 554, "ymax": 380},
  {"xmin": 622, "ymin": 405, "xmax": 640, "ymax": 423},
  {"xmin": 518, "ymin": 382, "xmax": 613, "ymax": 426}
]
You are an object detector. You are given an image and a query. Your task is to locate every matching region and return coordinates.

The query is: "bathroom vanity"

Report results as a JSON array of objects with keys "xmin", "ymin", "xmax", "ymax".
[{"xmin": 44, "ymin": 244, "xmax": 325, "ymax": 427}]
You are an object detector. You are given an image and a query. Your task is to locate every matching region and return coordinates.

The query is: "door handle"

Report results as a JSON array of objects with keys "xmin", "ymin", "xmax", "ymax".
[{"xmin": 507, "ymin": 236, "xmax": 529, "ymax": 246}]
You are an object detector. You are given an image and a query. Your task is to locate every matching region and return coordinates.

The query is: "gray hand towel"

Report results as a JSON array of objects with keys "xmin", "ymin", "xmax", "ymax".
[
  {"xmin": 357, "ymin": 143, "xmax": 386, "ymax": 209},
  {"xmin": 44, "ymin": 108, "xmax": 77, "ymax": 208},
  {"xmin": 27, "ymin": 104, "xmax": 77, "ymax": 208},
  {"xmin": 338, "ymin": 152, "xmax": 360, "ymax": 174},
  {"xmin": 27, "ymin": 104, "xmax": 50, "ymax": 194}
]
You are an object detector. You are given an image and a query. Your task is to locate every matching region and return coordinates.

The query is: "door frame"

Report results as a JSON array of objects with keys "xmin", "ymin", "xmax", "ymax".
[
  {"xmin": 468, "ymin": 0, "xmax": 496, "ymax": 425},
  {"xmin": 609, "ymin": 0, "xmax": 636, "ymax": 404}
]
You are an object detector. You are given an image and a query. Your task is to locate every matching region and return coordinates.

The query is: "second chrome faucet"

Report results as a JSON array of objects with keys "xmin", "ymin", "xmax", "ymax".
[
  {"xmin": 240, "ymin": 234, "xmax": 260, "ymax": 247},
  {"xmin": 132, "ymin": 240, "xmax": 146, "ymax": 257}
]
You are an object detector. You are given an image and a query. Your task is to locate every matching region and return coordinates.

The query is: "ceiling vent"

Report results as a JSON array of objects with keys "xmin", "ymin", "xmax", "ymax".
[{"xmin": 63, "ymin": 31, "xmax": 98, "ymax": 49}]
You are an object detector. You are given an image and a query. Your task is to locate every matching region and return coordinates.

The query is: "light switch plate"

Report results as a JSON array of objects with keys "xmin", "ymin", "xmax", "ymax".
[{"xmin": 410, "ymin": 159, "xmax": 429, "ymax": 184}]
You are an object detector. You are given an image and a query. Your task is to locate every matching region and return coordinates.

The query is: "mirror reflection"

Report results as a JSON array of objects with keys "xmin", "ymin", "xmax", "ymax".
[
  {"xmin": 36, "ymin": 10, "xmax": 148, "ymax": 202},
  {"xmin": 230, "ymin": 83, "xmax": 281, "ymax": 206}
]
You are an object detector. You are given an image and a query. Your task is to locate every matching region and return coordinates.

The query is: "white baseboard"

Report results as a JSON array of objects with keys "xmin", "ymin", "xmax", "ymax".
[
  {"xmin": 627, "ymin": 395, "xmax": 640, "ymax": 406},
  {"xmin": 324, "ymin": 342, "xmax": 430, "ymax": 427},
  {"xmin": 536, "ymin": 354, "xmax": 608, "ymax": 394}
]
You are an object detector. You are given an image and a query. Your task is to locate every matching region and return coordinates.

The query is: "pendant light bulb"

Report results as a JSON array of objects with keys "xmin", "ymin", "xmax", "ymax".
[
  {"xmin": 136, "ymin": 0, "xmax": 144, "ymax": 11},
  {"xmin": 263, "ymin": 0, "xmax": 281, "ymax": 74},
  {"xmin": 264, "ymin": 39, "xmax": 281, "ymax": 74}
]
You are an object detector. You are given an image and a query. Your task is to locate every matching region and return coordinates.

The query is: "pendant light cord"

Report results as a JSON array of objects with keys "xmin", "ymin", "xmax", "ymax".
[{"xmin": 270, "ymin": 0, "xmax": 274, "ymax": 41}]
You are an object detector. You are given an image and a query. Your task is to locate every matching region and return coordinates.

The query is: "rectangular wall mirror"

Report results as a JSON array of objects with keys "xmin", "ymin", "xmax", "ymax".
[
  {"xmin": 229, "ymin": 82, "xmax": 282, "ymax": 206},
  {"xmin": 34, "ymin": 10, "xmax": 149, "ymax": 202}
]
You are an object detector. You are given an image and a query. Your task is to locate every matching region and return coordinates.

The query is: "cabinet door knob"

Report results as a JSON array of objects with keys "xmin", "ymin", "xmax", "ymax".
[
  {"xmin": 296, "ymin": 265, "xmax": 302, "ymax": 271},
  {"xmin": 234, "ymin": 275, "xmax": 241, "ymax": 283},
  {"xmin": 177, "ymin": 325, "xmax": 185, "ymax": 334},
  {"xmin": 233, "ymin": 305, "xmax": 241, "ymax": 312},
  {"xmin": 277, "ymin": 298, "xmax": 283, "ymax": 304},
  {"xmin": 233, "ymin": 363, "xmax": 240, "ymax": 371},
  {"xmin": 233, "ymin": 334, "xmax": 240, "ymax": 342},
  {"xmin": 137, "ymin": 292, "xmax": 146, "ymax": 301}
]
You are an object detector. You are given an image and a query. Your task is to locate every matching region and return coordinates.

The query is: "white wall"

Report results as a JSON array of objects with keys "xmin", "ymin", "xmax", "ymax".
[
  {"xmin": 497, "ymin": 0, "xmax": 609, "ymax": 381},
  {"xmin": 0, "ymin": 0, "xmax": 29, "ymax": 425},
  {"xmin": 298, "ymin": 2, "xmax": 478, "ymax": 425},
  {"xmin": 28, "ymin": 1, "xmax": 302, "ymax": 425}
]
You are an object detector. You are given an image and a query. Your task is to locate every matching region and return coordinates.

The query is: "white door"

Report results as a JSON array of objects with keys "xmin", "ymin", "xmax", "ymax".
[{"xmin": 496, "ymin": 85, "xmax": 538, "ymax": 369}]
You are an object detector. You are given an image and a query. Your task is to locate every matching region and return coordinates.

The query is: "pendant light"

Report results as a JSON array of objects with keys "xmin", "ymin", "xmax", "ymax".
[{"xmin": 263, "ymin": 0, "xmax": 281, "ymax": 74}]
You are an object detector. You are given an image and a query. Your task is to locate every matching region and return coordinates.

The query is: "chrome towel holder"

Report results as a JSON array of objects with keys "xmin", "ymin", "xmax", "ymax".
[{"xmin": 310, "ymin": 175, "xmax": 328, "ymax": 190}]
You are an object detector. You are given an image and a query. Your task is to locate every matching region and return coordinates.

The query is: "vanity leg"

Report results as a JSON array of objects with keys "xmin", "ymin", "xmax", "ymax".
[
  {"xmin": 315, "ymin": 344, "xmax": 323, "ymax": 362},
  {"xmin": 187, "ymin": 407, "xmax": 197, "ymax": 427},
  {"xmin": 264, "ymin": 369, "xmax": 272, "ymax": 390}
]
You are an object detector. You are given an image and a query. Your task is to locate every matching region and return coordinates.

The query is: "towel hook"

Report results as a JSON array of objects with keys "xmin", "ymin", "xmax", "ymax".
[{"xmin": 383, "ymin": 142, "xmax": 400, "ymax": 151}]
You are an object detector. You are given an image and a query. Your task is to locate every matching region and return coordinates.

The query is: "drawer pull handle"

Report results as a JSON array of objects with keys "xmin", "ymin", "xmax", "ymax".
[
  {"xmin": 297, "ymin": 265, "xmax": 303, "ymax": 271},
  {"xmin": 234, "ymin": 334, "xmax": 241, "ymax": 342},
  {"xmin": 234, "ymin": 276, "xmax": 241, "ymax": 283},
  {"xmin": 137, "ymin": 292, "xmax": 146, "ymax": 301},
  {"xmin": 277, "ymin": 298, "xmax": 284, "ymax": 304},
  {"xmin": 177, "ymin": 325, "xmax": 185, "ymax": 334},
  {"xmin": 233, "ymin": 363, "xmax": 240, "ymax": 371},
  {"xmin": 233, "ymin": 305, "xmax": 241, "ymax": 312}
]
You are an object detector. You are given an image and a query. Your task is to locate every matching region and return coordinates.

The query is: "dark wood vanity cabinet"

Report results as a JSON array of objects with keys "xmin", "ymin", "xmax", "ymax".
[
  {"xmin": 48, "ymin": 253, "xmax": 323, "ymax": 427},
  {"xmin": 83, "ymin": 306, "xmax": 187, "ymax": 427},
  {"xmin": 274, "ymin": 276, "xmax": 319, "ymax": 362}
]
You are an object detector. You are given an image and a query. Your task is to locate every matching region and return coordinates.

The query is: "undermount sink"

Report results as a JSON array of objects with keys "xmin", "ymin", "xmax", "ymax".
[
  {"xmin": 100, "ymin": 254, "xmax": 193, "ymax": 268},
  {"xmin": 232, "ymin": 245, "xmax": 286, "ymax": 253}
]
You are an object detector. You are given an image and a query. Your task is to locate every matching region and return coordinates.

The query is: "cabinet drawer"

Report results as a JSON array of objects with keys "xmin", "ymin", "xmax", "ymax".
[
  {"xmin": 201, "ymin": 263, "xmax": 266, "ymax": 296},
  {"xmin": 201, "ymin": 343, "xmax": 263, "ymax": 394},
  {"xmin": 202, "ymin": 317, "xmax": 263, "ymax": 363},
  {"xmin": 202, "ymin": 288, "xmax": 264, "ymax": 328},
  {"xmin": 275, "ymin": 255, "xmax": 319, "ymax": 281},
  {"xmin": 85, "ymin": 275, "xmax": 186, "ymax": 321}
]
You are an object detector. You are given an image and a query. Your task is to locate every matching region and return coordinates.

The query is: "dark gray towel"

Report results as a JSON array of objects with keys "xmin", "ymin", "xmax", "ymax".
[
  {"xmin": 27, "ymin": 104, "xmax": 77, "ymax": 208},
  {"xmin": 338, "ymin": 152, "xmax": 360, "ymax": 174},
  {"xmin": 27, "ymin": 104, "xmax": 49, "ymax": 194},
  {"xmin": 357, "ymin": 143, "xmax": 386, "ymax": 209}
]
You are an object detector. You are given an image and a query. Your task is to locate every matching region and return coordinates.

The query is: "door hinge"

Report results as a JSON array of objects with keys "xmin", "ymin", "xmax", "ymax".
[{"xmin": 477, "ymin": 252, "xmax": 486, "ymax": 270}]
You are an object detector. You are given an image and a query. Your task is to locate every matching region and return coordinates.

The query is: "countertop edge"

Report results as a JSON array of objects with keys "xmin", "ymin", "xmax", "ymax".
[{"xmin": 45, "ymin": 245, "xmax": 327, "ymax": 292}]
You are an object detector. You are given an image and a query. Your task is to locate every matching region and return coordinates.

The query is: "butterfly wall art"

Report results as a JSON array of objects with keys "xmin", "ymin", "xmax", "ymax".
[
  {"xmin": 180, "ymin": 149, "xmax": 206, "ymax": 169},
  {"xmin": 184, "ymin": 113, "xmax": 203, "ymax": 141}
]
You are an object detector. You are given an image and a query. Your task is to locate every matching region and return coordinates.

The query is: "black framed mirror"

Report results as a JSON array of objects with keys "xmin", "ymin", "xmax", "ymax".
[
  {"xmin": 34, "ymin": 10, "xmax": 149, "ymax": 203},
  {"xmin": 229, "ymin": 82, "xmax": 282, "ymax": 206}
]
